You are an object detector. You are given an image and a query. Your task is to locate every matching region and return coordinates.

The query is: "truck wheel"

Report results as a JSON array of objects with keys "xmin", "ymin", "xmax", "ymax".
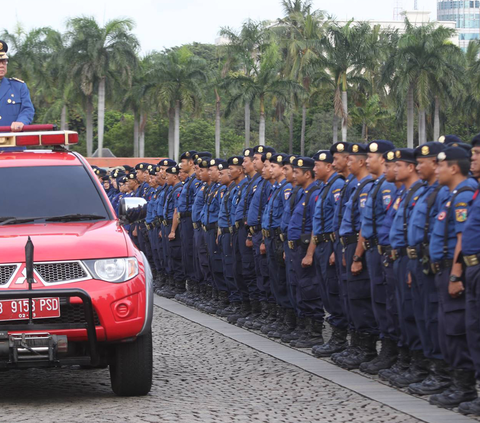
[{"xmin": 109, "ymin": 331, "xmax": 153, "ymax": 396}]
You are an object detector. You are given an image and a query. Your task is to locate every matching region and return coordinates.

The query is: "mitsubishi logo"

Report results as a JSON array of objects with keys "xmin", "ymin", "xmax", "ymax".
[{"xmin": 15, "ymin": 266, "xmax": 40, "ymax": 285}]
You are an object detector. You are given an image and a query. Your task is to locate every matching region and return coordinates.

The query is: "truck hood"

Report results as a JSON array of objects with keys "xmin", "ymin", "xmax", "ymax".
[{"xmin": 0, "ymin": 221, "xmax": 128, "ymax": 263}]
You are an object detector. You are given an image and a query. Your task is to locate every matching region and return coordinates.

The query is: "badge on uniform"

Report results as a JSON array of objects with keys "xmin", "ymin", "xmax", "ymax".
[
  {"xmin": 456, "ymin": 208, "xmax": 467, "ymax": 222},
  {"xmin": 253, "ymin": 185, "xmax": 258, "ymax": 193},
  {"xmin": 360, "ymin": 197, "xmax": 367, "ymax": 208},
  {"xmin": 438, "ymin": 211, "xmax": 447, "ymax": 221},
  {"xmin": 284, "ymin": 191, "xmax": 291, "ymax": 200},
  {"xmin": 382, "ymin": 195, "xmax": 391, "ymax": 206},
  {"xmin": 393, "ymin": 197, "xmax": 401, "ymax": 210},
  {"xmin": 334, "ymin": 192, "xmax": 341, "ymax": 202}
]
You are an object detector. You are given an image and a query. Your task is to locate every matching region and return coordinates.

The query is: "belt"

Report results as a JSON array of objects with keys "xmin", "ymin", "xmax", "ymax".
[
  {"xmin": 279, "ymin": 233, "xmax": 286, "ymax": 242},
  {"xmin": 179, "ymin": 212, "xmax": 192, "ymax": 218},
  {"xmin": 219, "ymin": 227, "xmax": 231, "ymax": 235},
  {"xmin": 464, "ymin": 253, "xmax": 480, "ymax": 267},
  {"xmin": 313, "ymin": 232, "xmax": 334, "ymax": 245},
  {"xmin": 340, "ymin": 233, "xmax": 358, "ymax": 247},
  {"xmin": 235, "ymin": 220, "xmax": 245, "ymax": 229},
  {"xmin": 406, "ymin": 246, "xmax": 418, "ymax": 260},
  {"xmin": 431, "ymin": 259, "xmax": 454, "ymax": 274},
  {"xmin": 363, "ymin": 238, "xmax": 378, "ymax": 250},
  {"xmin": 202, "ymin": 223, "xmax": 217, "ymax": 232},
  {"xmin": 262, "ymin": 229, "xmax": 271, "ymax": 238},
  {"xmin": 249, "ymin": 225, "xmax": 262, "ymax": 235},
  {"xmin": 162, "ymin": 219, "xmax": 173, "ymax": 226},
  {"xmin": 377, "ymin": 244, "xmax": 393, "ymax": 256},
  {"xmin": 145, "ymin": 222, "xmax": 152, "ymax": 231},
  {"xmin": 192, "ymin": 221, "xmax": 201, "ymax": 229},
  {"xmin": 391, "ymin": 247, "xmax": 407, "ymax": 261}
]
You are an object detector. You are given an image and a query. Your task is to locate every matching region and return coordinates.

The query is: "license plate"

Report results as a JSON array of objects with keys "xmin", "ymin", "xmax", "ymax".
[{"xmin": 0, "ymin": 298, "xmax": 61, "ymax": 321}]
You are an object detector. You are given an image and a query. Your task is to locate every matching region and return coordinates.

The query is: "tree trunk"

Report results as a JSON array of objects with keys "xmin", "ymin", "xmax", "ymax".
[
  {"xmin": 133, "ymin": 111, "xmax": 139, "ymax": 157},
  {"xmin": 418, "ymin": 109, "xmax": 426, "ymax": 145},
  {"xmin": 407, "ymin": 84, "xmax": 414, "ymax": 148},
  {"xmin": 168, "ymin": 107, "xmax": 175, "ymax": 159},
  {"xmin": 289, "ymin": 113, "xmax": 294, "ymax": 154},
  {"xmin": 86, "ymin": 95, "xmax": 94, "ymax": 157},
  {"xmin": 215, "ymin": 89, "xmax": 221, "ymax": 157},
  {"xmin": 174, "ymin": 100, "xmax": 180, "ymax": 162},
  {"xmin": 139, "ymin": 113, "xmax": 147, "ymax": 157},
  {"xmin": 362, "ymin": 121, "xmax": 366, "ymax": 140},
  {"xmin": 300, "ymin": 104, "xmax": 306, "ymax": 155},
  {"xmin": 332, "ymin": 113, "xmax": 338, "ymax": 144},
  {"xmin": 97, "ymin": 77, "xmax": 106, "ymax": 157},
  {"xmin": 60, "ymin": 104, "xmax": 67, "ymax": 130},
  {"xmin": 434, "ymin": 96, "xmax": 440, "ymax": 142},
  {"xmin": 341, "ymin": 90, "xmax": 348, "ymax": 142},
  {"xmin": 259, "ymin": 95, "xmax": 265, "ymax": 145},
  {"xmin": 245, "ymin": 101, "xmax": 251, "ymax": 148}
]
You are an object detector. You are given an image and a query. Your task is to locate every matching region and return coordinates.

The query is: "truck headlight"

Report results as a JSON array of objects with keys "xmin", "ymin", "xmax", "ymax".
[{"xmin": 83, "ymin": 258, "xmax": 138, "ymax": 282}]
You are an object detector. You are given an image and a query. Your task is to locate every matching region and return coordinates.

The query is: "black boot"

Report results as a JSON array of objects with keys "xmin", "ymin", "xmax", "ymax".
[
  {"xmin": 338, "ymin": 333, "xmax": 377, "ymax": 370},
  {"xmin": 217, "ymin": 301, "xmax": 240, "ymax": 317},
  {"xmin": 359, "ymin": 338, "xmax": 397, "ymax": 375},
  {"xmin": 197, "ymin": 285, "xmax": 214, "ymax": 311},
  {"xmin": 158, "ymin": 276, "xmax": 176, "ymax": 299},
  {"xmin": 378, "ymin": 346, "xmax": 410, "ymax": 381},
  {"xmin": 430, "ymin": 369, "xmax": 477, "ymax": 409},
  {"xmin": 389, "ymin": 350, "xmax": 429, "ymax": 388},
  {"xmin": 312, "ymin": 326, "xmax": 348, "ymax": 357},
  {"xmin": 175, "ymin": 279, "xmax": 192, "ymax": 302},
  {"xmin": 459, "ymin": 397, "xmax": 480, "ymax": 415},
  {"xmin": 204, "ymin": 288, "xmax": 222, "ymax": 314},
  {"xmin": 269, "ymin": 308, "xmax": 296, "ymax": 339},
  {"xmin": 262, "ymin": 307, "xmax": 284, "ymax": 334},
  {"xmin": 291, "ymin": 319, "xmax": 324, "ymax": 348},
  {"xmin": 408, "ymin": 359, "xmax": 452, "ymax": 395},
  {"xmin": 227, "ymin": 301, "xmax": 251, "ymax": 324},
  {"xmin": 192, "ymin": 284, "xmax": 207, "ymax": 307},
  {"xmin": 245, "ymin": 302, "xmax": 272, "ymax": 330},
  {"xmin": 281, "ymin": 317, "xmax": 307, "ymax": 343},
  {"xmin": 331, "ymin": 332, "xmax": 359, "ymax": 364},
  {"xmin": 237, "ymin": 300, "xmax": 262, "ymax": 327}
]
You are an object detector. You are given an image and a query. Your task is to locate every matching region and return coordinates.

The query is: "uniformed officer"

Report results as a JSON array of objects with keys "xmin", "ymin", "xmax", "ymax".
[
  {"xmin": 438, "ymin": 135, "xmax": 462, "ymax": 146},
  {"xmin": 261, "ymin": 153, "xmax": 294, "ymax": 337},
  {"xmin": 428, "ymin": 147, "xmax": 478, "ymax": 409},
  {"xmin": 0, "ymin": 40, "xmax": 35, "ymax": 130},
  {"xmin": 459, "ymin": 133, "xmax": 480, "ymax": 416},
  {"xmin": 309, "ymin": 150, "xmax": 346, "ymax": 354},
  {"xmin": 387, "ymin": 148, "xmax": 427, "ymax": 388},
  {"xmin": 406, "ymin": 142, "xmax": 452, "ymax": 396},
  {"xmin": 287, "ymin": 157, "xmax": 324, "ymax": 348},
  {"xmin": 145, "ymin": 165, "xmax": 162, "ymax": 278},
  {"xmin": 358, "ymin": 140, "xmax": 398, "ymax": 375},
  {"xmin": 334, "ymin": 142, "xmax": 377, "ymax": 370}
]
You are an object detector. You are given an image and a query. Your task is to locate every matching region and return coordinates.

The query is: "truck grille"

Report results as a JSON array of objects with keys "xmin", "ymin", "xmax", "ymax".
[
  {"xmin": 34, "ymin": 262, "xmax": 88, "ymax": 283},
  {"xmin": 0, "ymin": 265, "xmax": 17, "ymax": 285}
]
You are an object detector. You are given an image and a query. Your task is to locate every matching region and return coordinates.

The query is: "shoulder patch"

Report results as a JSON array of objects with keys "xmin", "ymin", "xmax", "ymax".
[
  {"xmin": 332, "ymin": 188, "xmax": 341, "ymax": 194},
  {"xmin": 456, "ymin": 202, "xmax": 468, "ymax": 207},
  {"xmin": 393, "ymin": 197, "xmax": 401, "ymax": 211},
  {"xmin": 10, "ymin": 77, "xmax": 25, "ymax": 83},
  {"xmin": 438, "ymin": 211, "xmax": 447, "ymax": 221},
  {"xmin": 284, "ymin": 191, "xmax": 291, "ymax": 200},
  {"xmin": 382, "ymin": 195, "xmax": 392, "ymax": 207},
  {"xmin": 456, "ymin": 208, "xmax": 467, "ymax": 222}
]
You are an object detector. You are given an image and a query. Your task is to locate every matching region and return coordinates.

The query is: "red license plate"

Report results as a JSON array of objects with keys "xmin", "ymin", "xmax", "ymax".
[{"xmin": 0, "ymin": 298, "xmax": 61, "ymax": 321}]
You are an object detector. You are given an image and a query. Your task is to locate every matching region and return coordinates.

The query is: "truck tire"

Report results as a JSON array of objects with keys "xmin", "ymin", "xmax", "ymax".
[{"xmin": 109, "ymin": 331, "xmax": 153, "ymax": 396}]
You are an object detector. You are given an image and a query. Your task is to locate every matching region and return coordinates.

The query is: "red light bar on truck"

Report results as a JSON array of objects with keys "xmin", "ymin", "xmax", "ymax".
[
  {"xmin": 0, "ymin": 131, "xmax": 79, "ymax": 148},
  {"xmin": 0, "ymin": 124, "xmax": 57, "ymax": 133}
]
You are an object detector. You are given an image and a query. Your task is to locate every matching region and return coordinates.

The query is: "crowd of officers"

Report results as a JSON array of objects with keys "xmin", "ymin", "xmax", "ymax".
[{"xmin": 94, "ymin": 135, "xmax": 480, "ymax": 415}]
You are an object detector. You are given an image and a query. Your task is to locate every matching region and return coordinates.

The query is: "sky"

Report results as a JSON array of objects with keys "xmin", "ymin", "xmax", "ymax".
[{"xmin": 3, "ymin": 0, "xmax": 439, "ymax": 53}]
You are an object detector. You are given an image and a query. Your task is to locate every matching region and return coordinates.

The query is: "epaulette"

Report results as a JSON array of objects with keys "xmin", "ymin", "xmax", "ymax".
[{"xmin": 10, "ymin": 77, "xmax": 25, "ymax": 83}]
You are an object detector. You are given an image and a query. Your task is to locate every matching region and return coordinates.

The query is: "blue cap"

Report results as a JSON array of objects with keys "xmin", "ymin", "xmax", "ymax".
[
  {"xmin": 292, "ymin": 157, "xmax": 315, "ymax": 170},
  {"xmin": 271, "ymin": 153, "xmax": 289, "ymax": 165},
  {"xmin": 253, "ymin": 145, "xmax": 276, "ymax": 155},
  {"xmin": 438, "ymin": 135, "xmax": 462, "ymax": 145},
  {"xmin": 166, "ymin": 166, "xmax": 180, "ymax": 175},
  {"xmin": 437, "ymin": 147, "xmax": 470, "ymax": 162},
  {"xmin": 330, "ymin": 142, "xmax": 351, "ymax": 154},
  {"xmin": 261, "ymin": 151, "xmax": 275, "ymax": 162},
  {"xmin": 383, "ymin": 150, "xmax": 396, "ymax": 162},
  {"xmin": 228, "ymin": 156, "xmax": 244, "ymax": 166},
  {"xmin": 472, "ymin": 133, "xmax": 480, "ymax": 148},
  {"xmin": 348, "ymin": 143, "xmax": 368, "ymax": 155},
  {"xmin": 312, "ymin": 150, "xmax": 334, "ymax": 163},
  {"xmin": 367, "ymin": 140, "xmax": 395, "ymax": 154},
  {"xmin": 394, "ymin": 148, "xmax": 416, "ymax": 164},
  {"xmin": 158, "ymin": 159, "xmax": 177, "ymax": 167},
  {"xmin": 208, "ymin": 158, "xmax": 228, "ymax": 170},
  {"xmin": 135, "ymin": 163, "xmax": 151, "ymax": 171},
  {"xmin": 243, "ymin": 148, "xmax": 254, "ymax": 157},
  {"xmin": 414, "ymin": 142, "xmax": 445, "ymax": 158},
  {"xmin": 283, "ymin": 155, "xmax": 296, "ymax": 166}
]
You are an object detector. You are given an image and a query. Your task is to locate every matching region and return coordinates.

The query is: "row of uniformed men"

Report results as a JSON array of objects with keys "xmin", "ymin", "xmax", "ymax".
[{"xmin": 112, "ymin": 136, "xmax": 480, "ymax": 415}]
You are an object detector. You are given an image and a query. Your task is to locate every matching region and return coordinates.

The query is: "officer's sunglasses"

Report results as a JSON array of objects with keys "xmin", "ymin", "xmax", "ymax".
[{"xmin": 0, "ymin": 60, "xmax": 8, "ymax": 65}]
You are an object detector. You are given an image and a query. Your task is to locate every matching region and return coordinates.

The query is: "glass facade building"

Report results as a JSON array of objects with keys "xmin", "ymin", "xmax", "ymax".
[{"xmin": 437, "ymin": 1, "xmax": 480, "ymax": 50}]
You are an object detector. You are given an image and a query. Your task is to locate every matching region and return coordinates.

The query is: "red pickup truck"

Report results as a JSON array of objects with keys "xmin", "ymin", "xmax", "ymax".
[{"xmin": 0, "ymin": 129, "xmax": 153, "ymax": 396}]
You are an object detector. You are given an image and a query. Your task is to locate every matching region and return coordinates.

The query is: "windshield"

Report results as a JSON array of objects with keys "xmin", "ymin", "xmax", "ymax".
[{"xmin": 0, "ymin": 166, "xmax": 110, "ymax": 222}]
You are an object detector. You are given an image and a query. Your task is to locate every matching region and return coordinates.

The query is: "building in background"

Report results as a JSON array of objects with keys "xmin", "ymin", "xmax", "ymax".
[{"xmin": 437, "ymin": 0, "xmax": 480, "ymax": 50}]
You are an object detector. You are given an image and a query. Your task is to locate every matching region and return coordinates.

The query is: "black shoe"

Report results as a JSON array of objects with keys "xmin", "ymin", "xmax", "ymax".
[
  {"xmin": 261, "ymin": 307, "xmax": 284, "ymax": 334},
  {"xmin": 268, "ymin": 309, "xmax": 296, "ymax": 339},
  {"xmin": 389, "ymin": 350, "xmax": 429, "ymax": 388},
  {"xmin": 359, "ymin": 338, "xmax": 397, "ymax": 375},
  {"xmin": 337, "ymin": 333, "xmax": 377, "ymax": 370},
  {"xmin": 237, "ymin": 300, "xmax": 261, "ymax": 327},
  {"xmin": 217, "ymin": 302, "xmax": 240, "ymax": 317},
  {"xmin": 244, "ymin": 302, "xmax": 272, "ymax": 330},
  {"xmin": 291, "ymin": 319, "xmax": 324, "ymax": 348},
  {"xmin": 331, "ymin": 332, "xmax": 359, "ymax": 364},
  {"xmin": 429, "ymin": 369, "xmax": 477, "ymax": 409},
  {"xmin": 227, "ymin": 301, "xmax": 252, "ymax": 324},
  {"xmin": 459, "ymin": 397, "xmax": 480, "ymax": 415},
  {"xmin": 377, "ymin": 347, "xmax": 410, "ymax": 381},
  {"xmin": 408, "ymin": 359, "xmax": 452, "ymax": 395},
  {"xmin": 312, "ymin": 326, "xmax": 348, "ymax": 358},
  {"xmin": 281, "ymin": 317, "xmax": 306, "ymax": 343}
]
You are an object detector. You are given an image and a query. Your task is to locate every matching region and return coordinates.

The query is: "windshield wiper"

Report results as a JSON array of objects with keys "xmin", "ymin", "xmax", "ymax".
[
  {"xmin": 44, "ymin": 214, "xmax": 106, "ymax": 222},
  {"xmin": 0, "ymin": 217, "xmax": 44, "ymax": 226}
]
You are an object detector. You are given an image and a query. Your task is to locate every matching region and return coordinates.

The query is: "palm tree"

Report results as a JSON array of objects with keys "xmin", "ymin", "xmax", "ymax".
[
  {"xmin": 350, "ymin": 94, "xmax": 391, "ymax": 140},
  {"xmin": 65, "ymin": 17, "xmax": 139, "ymax": 157},
  {"xmin": 150, "ymin": 47, "xmax": 208, "ymax": 161},
  {"xmin": 323, "ymin": 21, "xmax": 373, "ymax": 142}
]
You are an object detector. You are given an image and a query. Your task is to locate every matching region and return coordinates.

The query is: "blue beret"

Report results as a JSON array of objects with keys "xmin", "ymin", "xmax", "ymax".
[
  {"xmin": 414, "ymin": 142, "xmax": 445, "ymax": 158},
  {"xmin": 135, "ymin": 163, "xmax": 151, "ymax": 171},
  {"xmin": 283, "ymin": 155, "xmax": 296, "ymax": 165},
  {"xmin": 180, "ymin": 150, "xmax": 197, "ymax": 161},
  {"xmin": 198, "ymin": 158, "xmax": 210, "ymax": 169},
  {"xmin": 127, "ymin": 172, "xmax": 137, "ymax": 180},
  {"xmin": 166, "ymin": 166, "xmax": 180, "ymax": 175},
  {"xmin": 292, "ymin": 157, "xmax": 315, "ymax": 170},
  {"xmin": 261, "ymin": 151, "xmax": 275, "ymax": 162},
  {"xmin": 158, "ymin": 159, "xmax": 177, "ymax": 167},
  {"xmin": 383, "ymin": 150, "xmax": 396, "ymax": 162},
  {"xmin": 438, "ymin": 135, "xmax": 462, "ymax": 145},
  {"xmin": 228, "ymin": 156, "xmax": 244, "ymax": 166},
  {"xmin": 271, "ymin": 153, "xmax": 288, "ymax": 165},
  {"xmin": 243, "ymin": 148, "xmax": 254, "ymax": 157},
  {"xmin": 394, "ymin": 148, "xmax": 416, "ymax": 163},
  {"xmin": 367, "ymin": 140, "xmax": 395, "ymax": 154},
  {"xmin": 330, "ymin": 142, "xmax": 351, "ymax": 154},
  {"xmin": 312, "ymin": 150, "xmax": 334, "ymax": 163},
  {"xmin": 472, "ymin": 133, "xmax": 480, "ymax": 148},
  {"xmin": 437, "ymin": 146, "xmax": 470, "ymax": 162},
  {"xmin": 208, "ymin": 158, "xmax": 228, "ymax": 170},
  {"xmin": 122, "ymin": 165, "xmax": 134, "ymax": 172},
  {"xmin": 348, "ymin": 143, "xmax": 368, "ymax": 155},
  {"xmin": 95, "ymin": 168, "xmax": 107, "ymax": 177},
  {"xmin": 149, "ymin": 166, "xmax": 160, "ymax": 175},
  {"xmin": 253, "ymin": 145, "xmax": 276, "ymax": 155}
]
